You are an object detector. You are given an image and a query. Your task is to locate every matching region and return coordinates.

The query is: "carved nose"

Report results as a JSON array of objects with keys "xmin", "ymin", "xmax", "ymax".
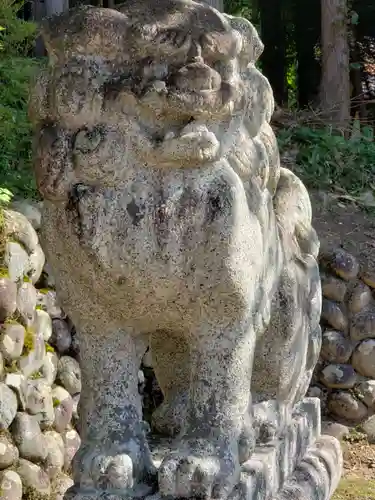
[{"xmin": 170, "ymin": 62, "xmax": 222, "ymax": 92}]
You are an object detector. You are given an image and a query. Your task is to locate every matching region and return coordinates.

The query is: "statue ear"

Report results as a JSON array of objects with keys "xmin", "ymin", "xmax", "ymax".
[{"xmin": 223, "ymin": 14, "xmax": 264, "ymax": 64}]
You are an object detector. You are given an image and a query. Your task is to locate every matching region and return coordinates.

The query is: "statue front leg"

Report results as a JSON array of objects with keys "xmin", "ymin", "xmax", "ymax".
[
  {"xmin": 65, "ymin": 326, "xmax": 156, "ymax": 499},
  {"xmin": 158, "ymin": 322, "xmax": 255, "ymax": 500}
]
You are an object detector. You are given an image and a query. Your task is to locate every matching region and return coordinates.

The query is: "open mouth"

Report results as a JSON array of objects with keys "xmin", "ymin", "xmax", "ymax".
[
  {"xmin": 138, "ymin": 62, "xmax": 240, "ymax": 120},
  {"xmin": 104, "ymin": 59, "xmax": 244, "ymax": 166}
]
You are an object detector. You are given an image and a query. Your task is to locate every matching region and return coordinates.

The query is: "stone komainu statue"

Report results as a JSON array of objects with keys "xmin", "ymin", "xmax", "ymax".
[{"xmin": 29, "ymin": 1, "xmax": 341, "ymax": 499}]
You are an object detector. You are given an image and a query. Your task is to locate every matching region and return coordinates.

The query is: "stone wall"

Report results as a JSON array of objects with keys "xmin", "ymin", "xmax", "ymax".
[
  {"xmin": 309, "ymin": 247, "xmax": 375, "ymax": 440},
  {"xmin": 0, "ymin": 204, "xmax": 81, "ymax": 500}
]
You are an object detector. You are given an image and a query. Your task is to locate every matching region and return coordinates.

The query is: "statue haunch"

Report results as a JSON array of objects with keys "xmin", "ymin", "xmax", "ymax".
[{"xmin": 30, "ymin": 1, "xmax": 322, "ymax": 498}]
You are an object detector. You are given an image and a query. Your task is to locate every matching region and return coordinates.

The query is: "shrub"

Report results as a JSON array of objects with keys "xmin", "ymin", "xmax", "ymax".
[
  {"xmin": 0, "ymin": 0, "xmax": 41, "ymax": 201},
  {"xmin": 277, "ymin": 124, "xmax": 375, "ymax": 200}
]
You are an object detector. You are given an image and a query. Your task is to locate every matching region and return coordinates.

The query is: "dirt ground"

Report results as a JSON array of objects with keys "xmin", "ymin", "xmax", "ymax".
[
  {"xmin": 311, "ymin": 191, "xmax": 375, "ymax": 271},
  {"xmin": 310, "ymin": 193, "xmax": 375, "ymax": 498},
  {"xmin": 332, "ymin": 436, "xmax": 375, "ymax": 499}
]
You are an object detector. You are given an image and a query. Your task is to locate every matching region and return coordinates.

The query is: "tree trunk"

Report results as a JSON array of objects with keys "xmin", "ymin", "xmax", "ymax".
[
  {"xmin": 259, "ymin": 0, "xmax": 288, "ymax": 106},
  {"xmin": 294, "ymin": 0, "xmax": 321, "ymax": 108},
  {"xmin": 320, "ymin": 0, "xmax": 350, "ymax": 129}
]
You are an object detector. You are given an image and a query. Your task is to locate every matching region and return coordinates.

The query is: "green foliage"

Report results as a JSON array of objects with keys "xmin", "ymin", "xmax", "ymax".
[
  {"xmin": 22, "ymin": 327, "xmax": 35, "ymax": 356},
  {"xmin": 277, "ymin": 125, "xmax": 375, "ymax": 197},
  {"xmin": 53, "ymin": 397, "xmax": 61, "ymax": 408},
  {"xmin": 0, "ymin": 0, "xmax": 37, "ymax": 56},
  {"xmin": 45, "ymin": 343, "xmax": 55, "ymax": 353},
  {"xmin": 0, "ymin": 0, "xmax": 40, "ymax": 200}
]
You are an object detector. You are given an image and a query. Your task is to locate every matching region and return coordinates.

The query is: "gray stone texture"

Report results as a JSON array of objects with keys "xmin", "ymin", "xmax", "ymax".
[
  {"xmin": 0, "ymin": 207, "xmax": 80, "ymax": 500},
  {"xmin": 29, "ymin": 2, "xmax": 342, "ymax": 499},
  {"xmin": 315, "ymin": 247, "xmax": 375, "ymax": 433}
]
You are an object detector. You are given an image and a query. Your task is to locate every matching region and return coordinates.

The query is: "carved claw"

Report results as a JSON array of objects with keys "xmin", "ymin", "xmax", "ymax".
[
  {"xmin": 73, "ymin": 442, "xmax": 157, "ymax": 493},
  {"xmin": 90, "ymin": 453, "xmax": 135, "ymax": 489},
  {"xmin": 158, "ymin": 438, "xmax": 240, "ymax": 499}
]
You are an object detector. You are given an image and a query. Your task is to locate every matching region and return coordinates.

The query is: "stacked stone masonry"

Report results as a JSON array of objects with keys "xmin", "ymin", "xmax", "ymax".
[
  {"xmin": 310, "ymin": 247, "xmax": 375, "ymax": 441},
  {"xmin": 0, "ymin": 205, "xmax": 81, "ymax": 500}
]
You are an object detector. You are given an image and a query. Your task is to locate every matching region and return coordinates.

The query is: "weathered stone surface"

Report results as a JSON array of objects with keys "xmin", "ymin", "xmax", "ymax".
[
  {"xmin": 361, "ymin": 270, "xmax": 375, "ymax": 289},
  {"xmin": 0, "ymin": 352, "xmax": 4, "ymax": 380},
  {"xmin": 53, "ymin": 385, "xmax": 73, "ymax": 432},
  {"xmin": 321, "ymin": 299, "xmax": 348, "ymax": 332},
  {"xmin": 0, "ymin": 433, "xmax": 19, "ymax": 469},
  {"xmin": 18, "ymin": 328, "xmax": 45, "ymax": 378},
  {"xmin": 28, "ymin": 243, "xmax": 45, "ymax": 285},
  {"xmin": 321, "ymin": 421, "xmax": 350, "ymax": 440},
  {"xmin": 57, "ymin": 356, "xmax": 81, "ymax": 395},
  {"xmin": 26, "ymin": 379, "xmax": 55, "ymax": 428},
  {"xmin": 362, "ymin": 414, "xmax": 375, "ymax": 443},
  {"xmin": 30, "ymin": 3, "xmax": 332, "ymax": 499},
  {"xmin": 42, "ymin": 262, "xmax": 56, "ymax": 289},
  {"xmin": 10, "ymin": 199, "xmax": 43, "ymax": 231},
  {"xmin": 142, "ymin": 349, "xmax": 153, "ymax": 369},
  {"xmin": 16, "ymin": 458, "xmax": 51, "ymax": 497},
  {"xmin": 307, "ymin": 386, "xmax": 322, "ymax": 398},
  {"xmin": 271, "ymin": 435, "xmax": 342, "ymax": 500},
  {"xmin": 320, "ymin": 330, "xmax": 353, "ymax": 363},
  {"xmin": 320, "ymin": 363, "xmax": 357, "ymax": 389},
  {"xmin": 352, "ymin": 339, "xmax": 375, "ymax": 378},
  {"xmin": 16, "ymin": 282, "xmax": 37, "ymax": 327},
  {"xmin": 320, "ymin": 248, "xmax": 359, "ymax": 280},
  {"xmin": 0, "ymin": 278, "xmax": 17, "ymax": 321},
  {"xmin": 327, "ymin": 391, "xmax": 368, "ymax": 421},
  {"xmin": 357, "ymin": 379, "xmax": 375, "ymax": 409},
  {"xmin": 3, "ymin": 210, "xmax": 39, "ymax": 255},
  {"xmin": 4, "ymin": 241, "xmax": 30, "ymax": 283},
  {"xmin": 350, "ymin": 309, "xmax": 375, "ymax": 341},
  {"xmin": 11, "ymin": 412, "xmax": 47, "ymax": 461},
  {"xmin": 62, "ymin": 427, "xmax": 81, "ymax": 471},
  {"xmin": 0, "ymin": 470, "xmax": 22, "ymax": 500},
  {"xmin": 0, "ymin": 322, "xmax": 25, "ymax": 361},
  {"xmin": 41, "ymin": 350, "xmax": 59, "ymax": 385},
  {"xmin": 53, "ymin": 473, "xmax": 74, "ymax": 500},
  {"xmin": 321, "ymin": 275, "xmax": 347, "ymax": 303},
  {"xmin": 348, "ymin": 281, "xmax": 372, "ymax": 313},
  {"xmin": 0, "ymin": 383, "xmax": 17, "ymax": 429},
  {"xmin": 34, "ymin": 308, "xmax": 53, "ymax": 342},
  {"xmin": 5, "ymin": 373, "xmax": 27, "ymax": 410},
  {"xmin": 51, "ymin": 318, "xmax": 72, "ymax": 354},
  {"xmin": 36, "ymin": 289, "xmax": 64, "ymax": 319},
  {"xmin": 44, "ymin": 430, "xmax": 65, "ymax": 478}
]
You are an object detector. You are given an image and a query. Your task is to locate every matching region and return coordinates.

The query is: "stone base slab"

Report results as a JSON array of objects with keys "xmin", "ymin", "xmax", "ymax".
[{"xmin": 64, "ymin": 398, "xmax": 343, "ymax": 500}]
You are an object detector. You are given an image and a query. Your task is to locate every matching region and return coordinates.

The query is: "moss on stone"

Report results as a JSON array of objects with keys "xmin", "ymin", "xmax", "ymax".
[
  {"xmin": 52, "ymin": 397, "xmax": 61, "ymax": 407},
  {"xmin": 4, "ymin": 359, "xmax": 18, "ymax": 373},
  {"xmin": 22, "ymin": 327, "xmax": 35, "ymax": 356},
  {"xmin": 23, "ymin": 487, "xmax": 50, "ymax": 500},
  {"xmin": 45, "ymin": 343, "xmax": 55, "ymax": 353},
  {"xmin": 0, "ymin": 267, "xmax": 9, "ymax": 278}
]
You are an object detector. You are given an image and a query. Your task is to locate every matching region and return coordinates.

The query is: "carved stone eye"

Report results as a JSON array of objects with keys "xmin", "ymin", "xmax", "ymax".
[{"xmin": 74, "ymin": 127, "xmax": 103, "ymax": 154}]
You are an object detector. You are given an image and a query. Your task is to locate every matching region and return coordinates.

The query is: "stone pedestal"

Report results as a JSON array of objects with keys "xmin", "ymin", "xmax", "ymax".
[{"xmin": 65, "ymin": 398, "xmax": 342, "ymax": 500}]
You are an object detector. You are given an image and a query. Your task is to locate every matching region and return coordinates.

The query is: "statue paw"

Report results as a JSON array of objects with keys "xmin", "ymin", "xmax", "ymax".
[
  {"xmin": 158, "ymin": 437, "xmax": 240, "ymax": 499},
  {"xmin": 73, "ymin": 441, "xmax": 157, "ymax": 492}
]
